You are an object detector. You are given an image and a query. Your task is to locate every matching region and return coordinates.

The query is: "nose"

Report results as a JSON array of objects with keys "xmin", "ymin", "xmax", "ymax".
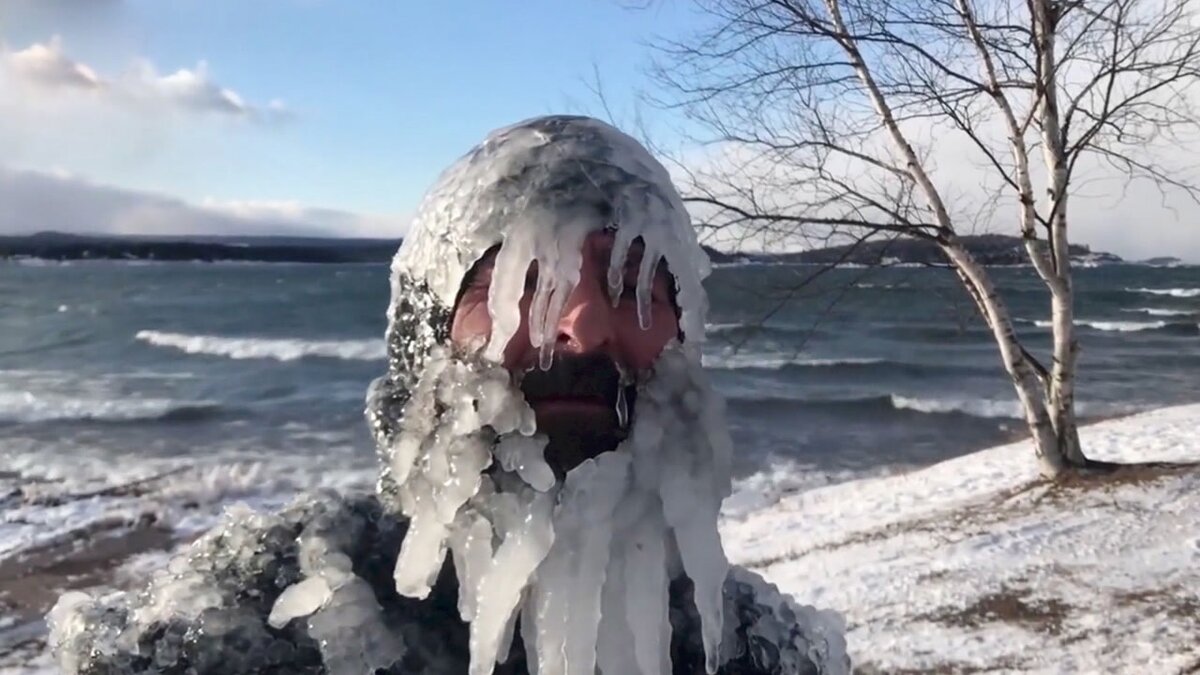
[{"xmin": 555, "ymin": 277, "xmax": 614, "ymax": 355}]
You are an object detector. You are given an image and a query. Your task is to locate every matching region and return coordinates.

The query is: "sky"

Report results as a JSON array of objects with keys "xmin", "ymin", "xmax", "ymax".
[
  {"xmin": 0, "ymin": 0, "xmax": 1197, "ymax": 261},
  {"xmin": 0, "ymin": 0, "xmax": 699, "ymax": 239}
]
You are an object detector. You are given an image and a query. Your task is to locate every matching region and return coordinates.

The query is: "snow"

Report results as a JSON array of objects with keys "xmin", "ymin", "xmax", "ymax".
[{"xmin": 721, "ymin": 402, "xmax": 1200, "ymax": 673}]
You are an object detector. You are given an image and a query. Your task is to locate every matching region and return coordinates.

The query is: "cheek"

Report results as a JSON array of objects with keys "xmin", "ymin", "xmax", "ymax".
[
  {"xmin": 619, "ymin": 309, "xmax": 680, "ymax": 369},
  {"xmin": 450, "ymin": 301, "xmax": 490, "ymax": 350},
  {"xmin": 453, "ymin": 294, "xmax": 537, "ymax": 369}
]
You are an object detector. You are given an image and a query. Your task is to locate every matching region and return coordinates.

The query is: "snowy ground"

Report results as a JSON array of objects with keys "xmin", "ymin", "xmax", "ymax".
[
  {"xmin": 722, "ymin": 403, "xmax": 1200, "ymax": 674},
  {"xmin": 3, "ymin": 404, "xmax": 1199, "ymax": 673}
]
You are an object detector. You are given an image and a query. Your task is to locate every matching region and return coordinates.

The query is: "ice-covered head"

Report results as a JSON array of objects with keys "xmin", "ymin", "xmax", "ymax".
[
  {"xmin": 366, "ymin": 115, "xmax": 711, "ymax": 463},
  {"xmin": 364, "ymin": 116, "xmax": 735, "ymax": 674}
]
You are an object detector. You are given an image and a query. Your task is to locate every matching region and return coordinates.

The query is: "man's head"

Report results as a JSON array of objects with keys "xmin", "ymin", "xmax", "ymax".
[{"xmin": 366, "ymin": 115, "xmax": 731, "ymax": 674}]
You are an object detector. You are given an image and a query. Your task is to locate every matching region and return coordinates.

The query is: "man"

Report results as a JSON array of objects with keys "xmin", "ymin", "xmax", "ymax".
[{"xmin": 49, "ymin": 116, "xmax": 849, "ymax": 674}]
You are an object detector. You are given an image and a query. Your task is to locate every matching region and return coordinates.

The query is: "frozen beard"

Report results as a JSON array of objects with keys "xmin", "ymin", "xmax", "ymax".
[{"xmin": 378, "ymin": 343, "xmax": 734, "ymax": 675}]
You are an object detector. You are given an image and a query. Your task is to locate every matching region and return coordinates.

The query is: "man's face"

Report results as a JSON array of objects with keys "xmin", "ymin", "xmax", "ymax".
[{"xmin": 450, "ymin": 229, "xmax": 679, "ymax": 461}]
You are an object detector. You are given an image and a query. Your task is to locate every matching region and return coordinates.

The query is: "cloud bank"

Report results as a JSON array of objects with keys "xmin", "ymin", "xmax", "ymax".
[
  {"xmin": 0, "ymin": 167, "xmax": 407, "ymax": 239},
  {"xmin": 0, "ymin": 36, "xmax": 290, "ymax": 122}
]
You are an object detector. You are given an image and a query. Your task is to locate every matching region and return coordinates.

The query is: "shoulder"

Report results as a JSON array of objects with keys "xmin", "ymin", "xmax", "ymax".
[
  {"xmin": 49, "ymin": 493, "xmax": 408, "ymax": 674},
  {"xmin": 670, "ymin": 566, "xmax": 851, "ymax": 675}
]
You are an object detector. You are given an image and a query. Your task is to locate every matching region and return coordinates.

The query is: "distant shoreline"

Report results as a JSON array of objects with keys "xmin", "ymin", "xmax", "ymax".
[{"xmin": 0, "ymin": 230, "xmax": 1185, "ymax": 267}]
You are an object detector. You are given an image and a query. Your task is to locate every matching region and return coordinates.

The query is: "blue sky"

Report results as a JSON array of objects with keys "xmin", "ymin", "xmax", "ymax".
[
  {"xmin": 1, "ymin": 1, "xmax": 1197, "ymax": 260},
  {"xmin": 0, "ymin": 0, "xmax": 701, "ymax": 237}
]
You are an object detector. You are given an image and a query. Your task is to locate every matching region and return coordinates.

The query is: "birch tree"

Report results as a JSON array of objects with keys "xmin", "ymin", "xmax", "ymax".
[{"xmin": 647, "ymin": 0, "xmax": 1200, "ymax": 478}]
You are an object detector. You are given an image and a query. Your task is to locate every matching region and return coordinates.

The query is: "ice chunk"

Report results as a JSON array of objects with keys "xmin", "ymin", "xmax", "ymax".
[
  {"xmin": 268, "ymin": 577, "xmax": 331, "ymax": 628},
  {"xmin": 306, "ymin": 576, "xmax": 405, "ymax": 675},
  {"xmin": 494, "ymin": 434, "xmax": 555, "ymax": 492}
]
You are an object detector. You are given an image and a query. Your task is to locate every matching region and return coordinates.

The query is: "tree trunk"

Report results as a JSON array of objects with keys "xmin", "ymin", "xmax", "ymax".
[
  {"xmin": 1033, "ymin": 0, "xmax": 1090, "ymax": 471},
  {"xmin": 938, "ymin": 241, "xmax": 1069, "ymax": 478}
]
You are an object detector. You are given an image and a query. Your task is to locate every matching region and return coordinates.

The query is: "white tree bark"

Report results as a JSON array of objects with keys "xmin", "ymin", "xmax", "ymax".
[{"xmin": 1032, "ymin": 0, "xmax": 1087, "ymax": 467}]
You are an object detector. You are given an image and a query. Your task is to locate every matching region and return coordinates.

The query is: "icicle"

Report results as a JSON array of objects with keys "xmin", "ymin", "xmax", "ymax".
[
  {"xmin": 388, "ymin": 434, "xmax": 423, "ymax": 486},
  {"xmin": 393, "ymin": 508, "xmax": 448, "ymax": 599},
  {"xmin": 635, "ymin": 249, "xmax": 660, "ymax": 331},
  {"xmin": 623, "ymin": 506, "xmax": 671, "ymax": 675},
  {"xmin": 595, "ymin": 551, "xmax": 640, "ymax": 675},
  {"xmin": 526, "ymin": 454, "xmax": 629, "ymax": 675},
  {"xmin": 485, "ymin": 231, "xmax": 536, "ymax": 363},
  {"xmin": 527, "ymin": 263, "xmax": 553, "ymax": 350},
  {"xmin": 449, "ymin": 513, "xmax": 494, "ymax": 622},
  {"xmin": 607, "ymin": 225, "xmax": 636, "ymax": 307},
  {"xmin": 469, "ymin": 489, "xmax": 555, "ymax": 675},
  {"xmin": 615, "ymin": 385, "xmax": 628, "ymax": 430}
]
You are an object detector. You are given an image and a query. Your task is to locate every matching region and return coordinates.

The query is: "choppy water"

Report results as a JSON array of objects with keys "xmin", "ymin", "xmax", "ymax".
[{"xmin": 1, "ymin": 259, "xmax": 1197, "ymax": 553}]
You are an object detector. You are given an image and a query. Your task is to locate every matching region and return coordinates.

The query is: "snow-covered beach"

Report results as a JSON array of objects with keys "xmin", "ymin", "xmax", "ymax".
[
  {"xmin": 724, "ymin": 403, "xmax": 1200, "ymax": 674},
  {"xmin": 4, "ymin": 403, "xmax": 1198, "ymax": 673}
]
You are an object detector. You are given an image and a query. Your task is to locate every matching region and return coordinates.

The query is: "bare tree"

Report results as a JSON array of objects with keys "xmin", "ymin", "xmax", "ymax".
[{"xmin": 648, "ymin": 0, "xmax": 1200, "ymax": 478}]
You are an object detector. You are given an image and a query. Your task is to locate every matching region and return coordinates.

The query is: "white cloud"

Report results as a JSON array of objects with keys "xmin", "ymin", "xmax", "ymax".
[
  {"xmin": 0, "ymin": 166, "xmax": 407, "ymax": 238},
  {"xmin": 0, "ymin": 36, "xmax": 289, "ymax": 121},
  {"xmin": 5, "ymin": 36, "xmax": 102, "ymax": 89}
]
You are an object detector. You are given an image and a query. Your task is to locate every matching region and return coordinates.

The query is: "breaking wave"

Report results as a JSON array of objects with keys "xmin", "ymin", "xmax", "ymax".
[
  {"xmin": 889, "ymin": 394, "xmax": 1022, "ymax": 419},
  {"xmin": 135, "ymin": 330, "xmax": 386, "ymax": 362},
  {"xmin": 703, "ymin": 352, "xmax": 885, "ymax": 370},
  {"xmin": 725, "ymin": 392, "xmax": 1024, "ymax": 419},
  {"xmin": 1126, "ymin": 287, "xmax": 1200, "ymax": 298},
  {"xmin": 1027, "ymin": 319, "xmax": 1193, "ymax": 333},
  {"xmin": 1122, "ymin": 308, "xmax": 1195, "ymax": 317},
  {"xmin": 0, "ymin": 391, "xmax": 222, "ymax": 425},
  {"xmin": 728, "ymin": 392, "xmax": 1133, "ymax": 422}
]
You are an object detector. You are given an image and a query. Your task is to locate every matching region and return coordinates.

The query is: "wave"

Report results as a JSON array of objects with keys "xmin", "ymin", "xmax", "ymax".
[
  {"xmin": 728, "ymin": 391, "xmax": 1134, "ymax": 422},
  {"xmin": 1126, "ymin": 287, "xmax": 1200, "ymax": 298},
  {"xmin": 136, "ymin": 330, "xmax": 386, "ymax": 362},
  {"xmin": 853, "ymin": 282, "xmax": 908, "ymax": 290},
  {"xmin": 1026, "ymin": 318, "xmax": 1190, "ymax": 333},
  {"xmin": 0, "ymin": 391, "xmax": 222, "ymax": 424},
  {"xmin": 1122, "ymin": 308, "xmax": 1195, "ymax": 317},
  {"xmin": 703, "ymin": 352, "xmax": 885, "ymax": 370},
  {"xmin": 725, "ymin": 392, "xmax": 1021, "ymax": 418},
  {"xmin": 889, "ymin": 394, "xmax": 1022, "ymax": 419}
]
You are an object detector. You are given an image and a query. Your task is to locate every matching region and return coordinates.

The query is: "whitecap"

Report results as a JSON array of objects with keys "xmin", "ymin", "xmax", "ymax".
[
  {"xmin": 135, "ymin": 330, "xmax": 385, "ymax": 362},
  {"xmin": 1126, "ymin": 287, "xmax": 1200, "ymax": 298},
  {"xmin": 703, "ymin": 352, "xmax": 884, "ymax": 370},
  {"xmin": 1121, "ymin": 308, "xmax": 1194, "ymax": 317}
]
